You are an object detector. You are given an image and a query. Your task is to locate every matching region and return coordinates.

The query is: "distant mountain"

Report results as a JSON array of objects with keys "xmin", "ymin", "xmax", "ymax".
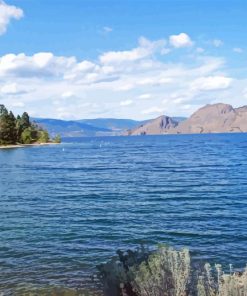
[
  {"xmin": 128, "ymin": 115, "xmax": 178, "ymax": 135},
  {"xmin": 32, "ymin": 116, "xmax": 186, "ymax": 137},
  {"xmin": 32, "ymin": 104, "xmax": 247, "ymax": 137},
  {"xmin": 32, "ymin": 118, "xmax": 111, "ymax": 137},
  {"xmin": 77, "ymin": 118, "xmax": 146, "ymax": 131},
  {"xmin": 32, "ymin": 117, "xmax": 149, "ymax": 137},
  {"xmin": 128, "ymin": 103, "xmax": 247, "ymax": 135}
]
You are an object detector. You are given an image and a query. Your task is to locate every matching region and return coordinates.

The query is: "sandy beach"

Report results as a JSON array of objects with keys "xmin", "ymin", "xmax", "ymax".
[{"xmin": 0, "ymin": 143, "xmax": 60, "ymax": 149}]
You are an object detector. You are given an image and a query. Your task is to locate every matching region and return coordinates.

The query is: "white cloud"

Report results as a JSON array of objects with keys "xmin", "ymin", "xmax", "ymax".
[
  {"xmin": 0, "ymin": 52, "xmax": 76, "ymax": 78},
  {"xmin": 138, "ymin": 93, "xmax": 152, "ymax": 100},
  {"xmin": 233, "ymin": 47, "xmax": 243, "ymax": 53},
  {"xmin": 1, "ymin": 82, "xmax": 18, "ymax": 94},
  {"xmin": 137, "ymin": 77, "xmax": 172, "ymax": 86},
  {"xmin": 191, "ymin": 76, "xmax": 232, "ymax": 91},
  {"xmin": 99, "ymin": 36, "xmax": 167, "ymax": 64},
  {"xmin": 141, "ymin": 106, "xmax": 165, "ymax": 115},
  {"xmin": 0, "ymin": 82, "xmax": 28, "ymax": 95},
  {"xmin": 120, "ymin": 99, "xmax": 133, "ymax": 106},
  {"xmin": 212, "ymin": 39, "xmax": 223, "ymax": 47},
  {"xmin": 0, "ymin": 35, "xmax": 244, "ymax": 120},
  {"xmin": 0, "ymin": 1, "xmax": 23, "ymax": 35},
  {"xmin": 169, "ymin": 33, "xmax": 193, "ymax": 48}
]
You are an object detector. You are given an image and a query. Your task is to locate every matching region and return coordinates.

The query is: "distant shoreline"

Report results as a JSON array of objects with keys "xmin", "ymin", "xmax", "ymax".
[{"xmin": 0, "ymin": 142, "xmax": 60, "ymax": 149}]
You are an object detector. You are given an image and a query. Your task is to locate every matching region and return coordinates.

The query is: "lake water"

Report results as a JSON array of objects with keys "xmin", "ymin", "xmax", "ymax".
[{"xmin": 0, "ymin": 134, "xmax": 247, "ymax": 293}]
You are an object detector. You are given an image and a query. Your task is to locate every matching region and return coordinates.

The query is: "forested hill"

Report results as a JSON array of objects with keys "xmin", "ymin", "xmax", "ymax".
[{"xmin": 0, "ymin": 105, "xmax": 60, "ymax": 146}]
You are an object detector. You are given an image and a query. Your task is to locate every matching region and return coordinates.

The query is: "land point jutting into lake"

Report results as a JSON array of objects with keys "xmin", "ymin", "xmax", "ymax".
[{"xmin": 0, "ymin": 104, "xmax": 61, "ymax": 148}]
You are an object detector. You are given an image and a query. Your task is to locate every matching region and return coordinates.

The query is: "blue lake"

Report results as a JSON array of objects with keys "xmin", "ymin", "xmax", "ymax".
[{"xmin": 0, "ymin": 134, "xmax": 247, "ymax": 292}]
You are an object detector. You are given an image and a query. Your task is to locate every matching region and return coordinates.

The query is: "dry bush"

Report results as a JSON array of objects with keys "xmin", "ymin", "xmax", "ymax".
[
  {"xmin": 97, "ymin": 245, "xmax": 247, "ymax": 296},
  {"xmin": 131, "ymin": 246, "xmax": 190, "ymax": 296}
]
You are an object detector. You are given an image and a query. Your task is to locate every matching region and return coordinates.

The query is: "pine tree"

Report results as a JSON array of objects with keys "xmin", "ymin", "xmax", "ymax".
[
  {"xmin": 0, "ymin": 108, "xmax": 17, "ymax": 144},
  {"xmin": 20, "ymin": 112, "xmax": 30, "ymax": 130}
]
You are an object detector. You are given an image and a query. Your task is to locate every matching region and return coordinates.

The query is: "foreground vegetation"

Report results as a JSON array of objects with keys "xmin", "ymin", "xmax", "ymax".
[
  {"xmin": 0, "ymin": 104, "xmax": 61, "ymax": 146},
  {"xmin": 98, "ymin": 245, "xmax": 247, "ymax": 296}
]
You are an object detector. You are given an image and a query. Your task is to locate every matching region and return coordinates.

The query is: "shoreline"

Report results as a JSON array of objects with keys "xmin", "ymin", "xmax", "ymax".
[{"xmin": 0, "ymin": 142, "xmax": 60, "ymax": 149}]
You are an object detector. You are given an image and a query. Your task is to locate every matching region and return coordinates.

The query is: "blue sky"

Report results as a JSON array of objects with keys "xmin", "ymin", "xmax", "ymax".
[{"xmin": 0, "ymin": 0, "xmax": 247, "ymax": 119}]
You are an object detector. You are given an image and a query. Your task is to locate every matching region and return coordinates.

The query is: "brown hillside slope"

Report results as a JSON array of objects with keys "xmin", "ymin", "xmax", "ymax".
[
  {"xmin": 128, "ymin": 103, "xmax": 247, "ymax": 135},
  {"xmin": 171, "ymin": 103, "xmax": 247, "ymax": 134},
  {"xmin": 128, "ymin": 115, "xmax": 178, "ymax": 135}
]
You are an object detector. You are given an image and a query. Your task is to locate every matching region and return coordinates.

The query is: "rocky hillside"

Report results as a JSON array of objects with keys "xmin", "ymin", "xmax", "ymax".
[
  {"xmin": 172, "ymin": 103, "xmax": 247, "ymax": 134},
  {"xmin": 128, "ymin": 103, "xmax": 247, "ymax": 135},
  {"xmin": 128, "ymin": 115, "xmax": 178, "ymax": 135}
]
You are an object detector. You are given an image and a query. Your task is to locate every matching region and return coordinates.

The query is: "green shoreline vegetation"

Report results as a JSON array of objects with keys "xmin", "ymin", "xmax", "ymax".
[{"xmin": 0, "ymin": 104, "xmax": 61, "ymax": 148}]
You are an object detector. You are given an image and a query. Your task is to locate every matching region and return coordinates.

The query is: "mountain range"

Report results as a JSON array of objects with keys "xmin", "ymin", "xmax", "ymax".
[
  {"xmin": 33, "ymin": 103, "xmax": 247, "ymax": 137},
  {"xmin": 33, "ymin": 117, "xmax": 185, "ymax": 137},
  {"xmin": 32, "ymin": 118, "xmax": 148, "ymax": 137}
]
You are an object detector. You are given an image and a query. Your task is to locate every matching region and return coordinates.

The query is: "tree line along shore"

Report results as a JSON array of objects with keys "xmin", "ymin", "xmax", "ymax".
[{"xmin": 0, "ymin": 104, "xmax": 61, "ymax": 147}]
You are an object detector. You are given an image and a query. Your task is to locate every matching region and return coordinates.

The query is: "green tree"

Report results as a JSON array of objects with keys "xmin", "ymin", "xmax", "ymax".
[
  {"xmin": 0, "ymin": 106, "xmax": 17, "ymax": 145},
  {"xmin": 37, "ymin": 130, "xmax": 49, "ymax": 143},
  {"xmin": 21, "ymin": 128, "xmax": 33, "ymax": 144},
  {"xmin": 20, "ymin": 112, "xmax": 30, "ymax": 130},
  {"xmin": 0, "ymin": 104, "xmax": 8, "ymax": 117},
  {"xmin": 7, "ymin": 111, "xmax": 17, "ymax": 143},
  {"xmin": 16, "ymin": 115, "xmax": 22, "ymax": 142}
]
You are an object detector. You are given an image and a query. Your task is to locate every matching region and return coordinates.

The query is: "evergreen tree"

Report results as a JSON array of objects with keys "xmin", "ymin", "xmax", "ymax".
[
  {"xmin": 16, "ymin": 115, "xmax": 22, "ymax": 142},
  {"xmin": 7, "ymin": 111, "xmax": 17, "ymax": 144},
  {"xmin": 0, "ymin": 104, "xmax": 54, "ymax": 146},
  {"xmin": 20, "ymin": 112, "xmax": 30, "ymax": 130},
  {"xmin": 0, "ymin": 104, "xmax": 8, "ymax": 116},
  {"xmin": 0, "ymin": 106, "xmax": 17, "ymax": 144}
]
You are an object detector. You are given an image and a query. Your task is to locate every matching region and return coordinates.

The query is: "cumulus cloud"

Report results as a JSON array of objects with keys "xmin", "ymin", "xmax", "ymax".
[
  {"xmin": 169, "ymin": 33, "xmax": 193, "ymax": 48},
  {"xmin": 0, "ymin": 1, "xmax": 23, "ymax": 35},
  {"xmin": 99, "ymin": 36, "xmax": 167, "ymax": 64},
  {"xmin": 191, "ymin": 76, "xmax": 232, "ymax": 91},
  {"xmin": 0, "ymin": 35, "xmax": 244, "ymax": 120},
  {"xmin": 0, "ymin": 52, "xmax": 76, "ymax": 78}
]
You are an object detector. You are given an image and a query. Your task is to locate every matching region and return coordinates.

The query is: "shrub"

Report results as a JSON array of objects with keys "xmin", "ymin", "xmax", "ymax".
[
  {"xmin": 131, "ymin": 246, "xmax": 190, "ymax": 296},
  {"xmin": 97, "ymin": 245, "xmax": 247, "ymax": 296}
]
